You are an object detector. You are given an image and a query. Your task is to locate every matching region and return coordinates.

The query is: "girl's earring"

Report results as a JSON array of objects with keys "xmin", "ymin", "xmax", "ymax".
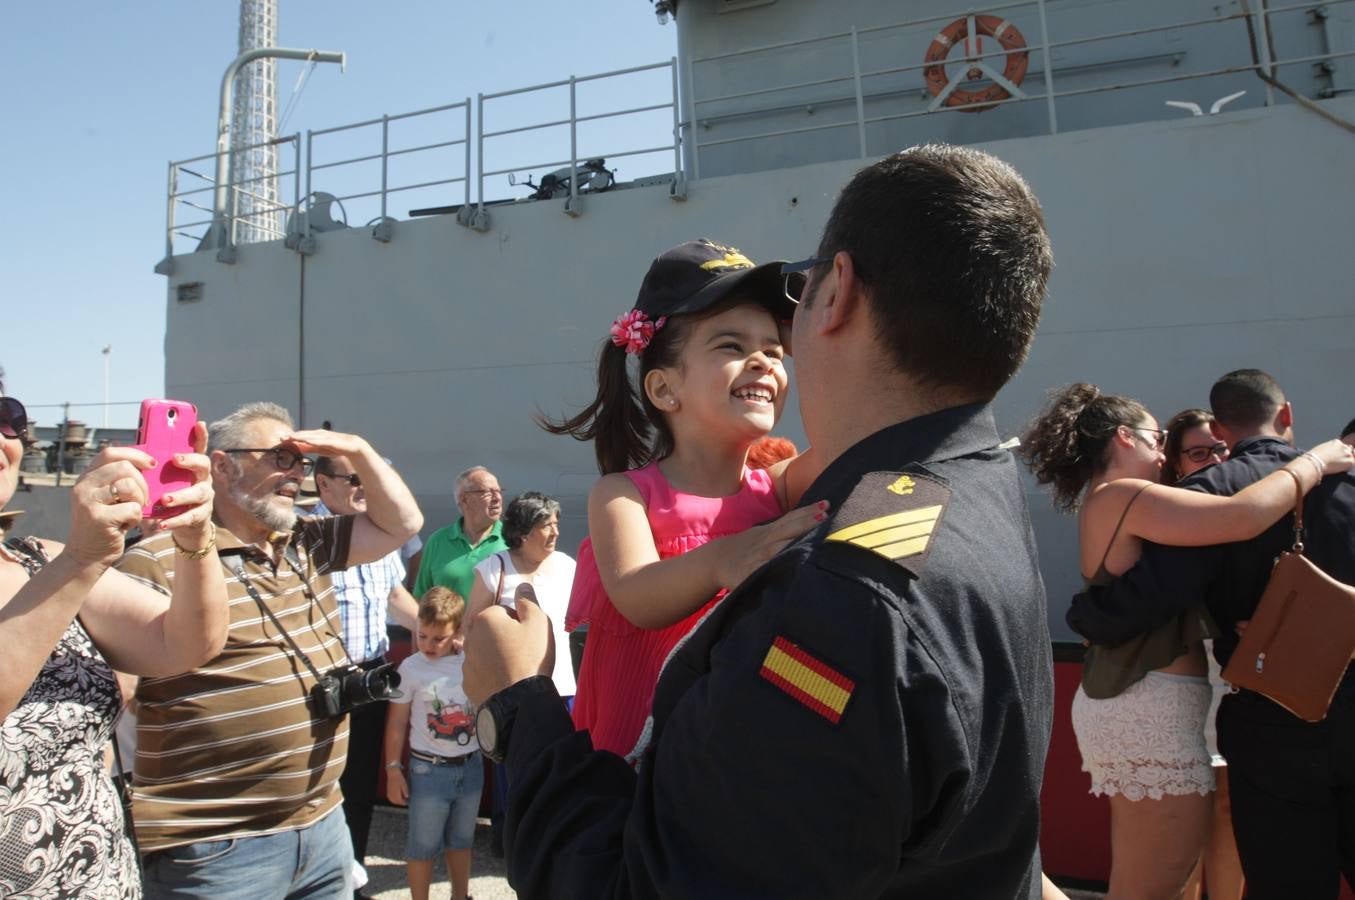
[{"xmin": 668, "ymin": 398, "xmax": 678, "ymax": 408}]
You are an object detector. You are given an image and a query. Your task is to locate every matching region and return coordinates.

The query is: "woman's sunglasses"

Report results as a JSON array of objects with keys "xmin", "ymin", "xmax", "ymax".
[
  {"xmin": 0, "ymin": 397, "xmax": 28, "ymax": 441},
  {"xmin": 1182, "ymin": 441, "xmax": 1229, "ymax": 464}
]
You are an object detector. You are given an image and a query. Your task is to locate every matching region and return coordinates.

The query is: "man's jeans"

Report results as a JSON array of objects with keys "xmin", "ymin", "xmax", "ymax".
[
  {"xmin": 1218, "ymin": 687, "xmax": 1355, "ymax": 899},
  {"xmin": 142, "ymin": 806, "xmax": 353, "ymax": 899}
]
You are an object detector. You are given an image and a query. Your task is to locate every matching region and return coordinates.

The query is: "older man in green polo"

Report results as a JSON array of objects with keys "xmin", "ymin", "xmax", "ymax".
[{"xmin": 413, "ymin": 466, "xmax": 507, "ymax": 601}]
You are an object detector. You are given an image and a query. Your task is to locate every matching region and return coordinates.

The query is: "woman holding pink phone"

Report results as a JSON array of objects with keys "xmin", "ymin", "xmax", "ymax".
[{"xmin": 0, "ymin": 386, "xmax": 228, "ymax": 899}]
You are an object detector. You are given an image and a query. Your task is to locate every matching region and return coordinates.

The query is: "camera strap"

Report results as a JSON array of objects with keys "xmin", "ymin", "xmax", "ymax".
[{"xmin": 223, "ymin": 555, "xmax": 329, "ymax": 685}]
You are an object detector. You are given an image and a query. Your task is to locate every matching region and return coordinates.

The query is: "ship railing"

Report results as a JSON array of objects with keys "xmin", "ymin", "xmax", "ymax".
[
  {"xmin": 473, "ymin": 57, "xmax": 684, "ymax": 228},
  {"xmin": 303, "ymin": 99, "xmax": 472, "ymax": 245},
  {"xmin": 157, "ymin": 134, "xmax": 302, "ymax": 271},
  {"xmin": 682, "ymin": 0, "xmax": 1355, "ymax": 176}
]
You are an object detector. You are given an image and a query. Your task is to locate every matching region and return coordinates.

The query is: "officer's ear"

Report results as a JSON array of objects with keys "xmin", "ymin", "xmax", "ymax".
[{"xmin": 813, "ymin": 251, "xmax": 866, "ymax": 337}]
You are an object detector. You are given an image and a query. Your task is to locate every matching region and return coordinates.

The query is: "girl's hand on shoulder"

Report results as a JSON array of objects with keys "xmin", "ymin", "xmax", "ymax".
[
  {"xmin": 66, "ymin": 447, "xmax": 154, "ymax": 568},
  {"xmin": 1308, "ymin": 438, "xmax": 1355, "ymax": 475},
  {"xmin": 711, "ymin": 500, "xmax": 829, "ymax": 590}
]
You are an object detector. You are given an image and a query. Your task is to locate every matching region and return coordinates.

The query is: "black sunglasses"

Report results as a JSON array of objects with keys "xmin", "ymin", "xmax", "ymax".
[
  {"xmin": 222, "ymin": 447, "xmax": 314, "ymax": 474},
  {"xmin": 0, "ymin": 397, "xmax": 28, "ymax": 441},
  {"xmin": 780, "ymin": 255, "xmax": 834, "ymax": 304},
  {"xmin": 1182, "ymin": 441, "xmax": 1228, "ymax": 464},
  {"xmin": 321, "ymin": 471, "xmax": 361, "ymax": 487}
]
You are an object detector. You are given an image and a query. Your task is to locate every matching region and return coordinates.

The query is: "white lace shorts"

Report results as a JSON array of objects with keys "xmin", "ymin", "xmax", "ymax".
[{"xmin": 1071, "ymin": 671, "xmax": 1215, "ymax": 801}]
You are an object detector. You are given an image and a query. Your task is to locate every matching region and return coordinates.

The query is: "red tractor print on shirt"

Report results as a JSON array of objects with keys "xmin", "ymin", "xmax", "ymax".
[{"xmin": 427, "ymin": 696, "xmax": 475, "ymax": 746}]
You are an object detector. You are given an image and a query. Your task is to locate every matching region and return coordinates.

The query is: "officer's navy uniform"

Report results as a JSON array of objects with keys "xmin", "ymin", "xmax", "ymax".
[
  {"xmin": 496, "ymin": 403, "xmax": 1054, "ymax": 899},
  {"xmin": 1069, "ymin": 435, "xmax": 1355, "ymax": 899}
]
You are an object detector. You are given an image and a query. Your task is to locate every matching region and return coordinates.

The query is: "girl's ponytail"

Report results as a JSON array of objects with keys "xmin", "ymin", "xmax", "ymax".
[
  {"xmin": 1019, "ymin": 382, "xmax": 1148, "ymax": 511},
  {"xmin": 540, "ymin": 339, "xmax": 655, "ymax": 475}
]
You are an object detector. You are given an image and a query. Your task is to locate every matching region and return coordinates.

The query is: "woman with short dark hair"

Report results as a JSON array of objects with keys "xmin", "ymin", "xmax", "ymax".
[{"xmin": 466, "ymin": 491, "xmax": 576, "ymax": 699}]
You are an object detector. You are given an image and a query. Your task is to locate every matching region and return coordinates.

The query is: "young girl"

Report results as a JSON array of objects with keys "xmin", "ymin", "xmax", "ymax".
[
  {"xmin": 1021, "ymin": 383, "xmax": 1355, "ymax": 900},
  {"xmin": 384, "ymin": 587, "xmax": 481, "ymax": 900},
  {"xmin": 545, "ymin": 238, "xmax": 826, "ymax": 759}
]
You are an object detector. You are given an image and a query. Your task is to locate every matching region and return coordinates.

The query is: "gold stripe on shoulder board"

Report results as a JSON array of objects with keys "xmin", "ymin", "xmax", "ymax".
[{"xmin": 826, "ymin": 504, "xmax": 943, "ymax": 561}]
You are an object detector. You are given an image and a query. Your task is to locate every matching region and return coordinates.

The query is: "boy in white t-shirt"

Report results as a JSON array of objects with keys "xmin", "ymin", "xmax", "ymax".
[{"xmin": 384, "ymin": 586, "xmax": 483, "ymax": 900}]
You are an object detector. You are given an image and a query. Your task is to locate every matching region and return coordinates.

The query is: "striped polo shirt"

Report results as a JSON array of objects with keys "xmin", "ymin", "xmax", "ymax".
[{"xmin": 117, "ymin": 515, "xmax": 354, "ymax": 851}]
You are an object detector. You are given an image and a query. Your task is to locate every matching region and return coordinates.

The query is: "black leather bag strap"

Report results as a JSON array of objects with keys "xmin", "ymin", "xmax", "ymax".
[{"xmin": 223, "ymin": 555, "xmax": 328, "ymax": 683}]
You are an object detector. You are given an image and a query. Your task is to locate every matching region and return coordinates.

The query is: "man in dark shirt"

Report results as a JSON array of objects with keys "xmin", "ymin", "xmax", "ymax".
[
  {"xmin": 1069, "ymin": 369, "xmax": 1355, "ymax": 899},
  {"xmin": 464, "ymin": 145, "xmax": 1056, "ymax": 899}
]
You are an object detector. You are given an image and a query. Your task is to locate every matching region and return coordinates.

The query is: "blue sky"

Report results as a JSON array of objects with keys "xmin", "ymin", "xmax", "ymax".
[{"xmin": 1, "ymin": 1, "xmax": 675, "ymax": 430}]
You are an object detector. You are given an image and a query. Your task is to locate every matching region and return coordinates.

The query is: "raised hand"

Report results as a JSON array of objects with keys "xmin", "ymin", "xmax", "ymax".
[
  {"xmin": 1309, "ymin": 438, "xmax": 1355, "ymax": 475},
  {"xmin": 67, "ymin": 448, "xmax": 153, "ymax": 568}
]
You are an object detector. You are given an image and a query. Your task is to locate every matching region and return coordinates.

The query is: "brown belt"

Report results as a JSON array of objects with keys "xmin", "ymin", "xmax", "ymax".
[{"xmin": 409, "ymin": 750, "xmax": 476, "ymax": 766}]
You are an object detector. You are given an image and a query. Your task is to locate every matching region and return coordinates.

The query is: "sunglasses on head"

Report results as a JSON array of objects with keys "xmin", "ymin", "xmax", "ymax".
[
  {"xmin": 780, "ymin": 255, "xmax": 834, "ymax": 304},
  {"xmin": 1182, "ymin": 441, "xmax": 1228, "ymax": 464},
  {"xmin": 0, "ymin": 397, "xmax": 28, "ymax": 441}
]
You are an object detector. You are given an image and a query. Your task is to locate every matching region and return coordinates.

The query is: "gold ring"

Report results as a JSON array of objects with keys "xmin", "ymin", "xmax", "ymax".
[{"xmin": 109, "ymin": 483, "xmax": 120, "ymax": 503}]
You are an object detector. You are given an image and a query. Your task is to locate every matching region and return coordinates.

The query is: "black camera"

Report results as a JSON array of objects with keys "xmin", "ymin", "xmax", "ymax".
[{"xmin": 309, "ymin": 663, "xmax": 403, "ymax": 718}]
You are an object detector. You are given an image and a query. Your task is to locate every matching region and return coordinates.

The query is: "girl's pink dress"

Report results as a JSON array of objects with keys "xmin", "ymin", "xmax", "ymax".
[{"xmin": 568, "ymin": 462, "xmax": 783, "ymax": 757}]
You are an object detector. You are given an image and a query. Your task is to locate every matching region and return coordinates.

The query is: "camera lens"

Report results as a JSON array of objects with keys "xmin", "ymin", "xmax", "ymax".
[{"xmin": 343, "ymin": 663, "xmax": 402, "ymax": 706}]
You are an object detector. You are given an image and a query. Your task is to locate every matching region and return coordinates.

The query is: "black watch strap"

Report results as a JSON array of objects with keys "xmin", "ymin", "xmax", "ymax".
[{"xmin": 481, "ymin": 675, "xmax": 556, "ymax": 764}]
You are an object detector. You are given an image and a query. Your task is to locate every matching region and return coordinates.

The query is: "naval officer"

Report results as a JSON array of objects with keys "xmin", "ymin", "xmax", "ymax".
[{"xmin": 464, "ymin": 144, "xmax": 1057, "ymax": 899}]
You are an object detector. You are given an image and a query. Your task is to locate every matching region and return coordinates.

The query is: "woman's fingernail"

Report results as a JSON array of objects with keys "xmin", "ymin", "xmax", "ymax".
[
  {"xmin": 163, "ymin": 495, "xmax": 173, "ymax": 505},
  {"xmin": 174, "ymin": 454, "xmax": 184, "ymax": 463},
  {"xmin": 814, "ymin": 512, "xmax": 826, "ymax": 521}
]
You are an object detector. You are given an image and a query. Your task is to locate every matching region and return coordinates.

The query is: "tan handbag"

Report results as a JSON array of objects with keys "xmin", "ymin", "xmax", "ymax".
[{"xmin": 1221, "ymin": 471, "xmax": 1355, "ymax": 722}]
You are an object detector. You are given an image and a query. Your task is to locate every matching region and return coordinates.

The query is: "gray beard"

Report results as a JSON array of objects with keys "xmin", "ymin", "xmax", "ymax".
[{"xmin": 231, "ymin": 485, "xmax": 297, "ymax": 533}]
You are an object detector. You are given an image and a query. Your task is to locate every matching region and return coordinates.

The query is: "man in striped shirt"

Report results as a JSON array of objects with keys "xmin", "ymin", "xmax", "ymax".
[
  {"xmin": 310, "ymin": 453, "xmax": 420, "ymax": 886},
  {"xmin": 119, "ymin": 402, "xmax": 423, "ymax": 899}
]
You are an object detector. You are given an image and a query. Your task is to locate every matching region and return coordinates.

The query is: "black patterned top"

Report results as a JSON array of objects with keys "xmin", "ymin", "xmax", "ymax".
[{"xmin": 0, "ymin": 537, "xmax": 139, "ymax": 898}]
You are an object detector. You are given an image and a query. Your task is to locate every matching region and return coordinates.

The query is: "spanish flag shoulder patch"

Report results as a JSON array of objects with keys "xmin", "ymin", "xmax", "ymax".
[
  {"xmin": 824, "ymin": 469, "xmax": 951, "ymax": 577},
  {"xmin": 759, "ymin": 636, "xmax": 856, "ymax": 724}
]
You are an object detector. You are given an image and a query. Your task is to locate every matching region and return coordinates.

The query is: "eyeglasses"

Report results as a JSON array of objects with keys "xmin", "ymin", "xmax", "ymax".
[
  {"xmin": 1182, "ymin": 441, "xmax": 1228, "ymax": 464},
  {"xmin": 1123, "ymin": 426, "xmax": 1167, "ymax": 451},
  {"xmin": 0, "ymin": 397, "xmax": 28, "ymax": 441},
  {"xmin": 320, "ymin": 471, "xmax": 361, "ymax": 487},
  {"xmin": 781, "ymin": 255, "xmax": 833, "ymax": 304},
  {"xmin": 1131, "ymin": 427, "xmax": 1168, "ymax": 451},
  {"xmin": 222, "ymin": 447, "xmax": 314, "ymax": 474}
]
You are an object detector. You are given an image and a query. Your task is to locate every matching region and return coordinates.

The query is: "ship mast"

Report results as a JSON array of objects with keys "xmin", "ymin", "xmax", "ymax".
[{"xmin": 231, "ymin": 0, "xmax": 280, "ymax": 243}]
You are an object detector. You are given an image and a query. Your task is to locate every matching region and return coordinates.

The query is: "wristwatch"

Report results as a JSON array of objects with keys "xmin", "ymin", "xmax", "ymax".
[{"xmin": 475, "ymin": 675, "xmax": 556, "ymax": 764}]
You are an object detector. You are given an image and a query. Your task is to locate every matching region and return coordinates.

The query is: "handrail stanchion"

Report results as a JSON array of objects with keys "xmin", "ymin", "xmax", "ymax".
[
  {"xmin": 303, "ymin": 128, "xmax": 315, "ymax": 250},
  {"xmin": 380, "ymin": 114, "xmax": 390, "ymax": 221},
  {"xmin": 567, "ymin": 75, "xmax": 580, "ymax": 216},
  {"xmin": 670, "ymin": 58, "xmax": 686, "ymax": 199},
  {"xmin": 850, "ymin": 27, "xmax": 867, "ymax": 157},
  {"xmin": 1254, "ymin": 3, "xmax": 1277, "ymax": 105},
  {"xmin": 464, "ymin": 100, "xmax": 472, "ymax": 211},
  {"xmin": 1036, "ymin": 0, "xmax": 1060, "ymax": 134},
  {"xmin": 685, "ymin": 58, "xmax": 700, "ymax": 180},
  {"xmin": 477, "ymin": 92, "xmax": 485, "ymax": 215}
]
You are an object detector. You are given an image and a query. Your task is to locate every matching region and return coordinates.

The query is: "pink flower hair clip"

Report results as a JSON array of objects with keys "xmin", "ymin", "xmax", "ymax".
[{"xmin": 609, "ymin": 309, "xmax": 667, "ymax": 355}]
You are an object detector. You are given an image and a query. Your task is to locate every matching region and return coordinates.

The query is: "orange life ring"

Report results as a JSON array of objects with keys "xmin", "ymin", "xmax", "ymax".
[{"xmin": 923, "ymin": 15, "xmax": 1029, "ymax": 113}]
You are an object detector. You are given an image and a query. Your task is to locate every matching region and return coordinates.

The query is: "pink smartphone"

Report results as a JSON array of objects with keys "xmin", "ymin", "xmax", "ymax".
[{"xmin": 132, "ymin": 399, "xmax": 198, "ymax": 519}]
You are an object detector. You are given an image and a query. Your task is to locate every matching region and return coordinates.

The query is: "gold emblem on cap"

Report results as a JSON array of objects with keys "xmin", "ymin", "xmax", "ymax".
[{"xmin": 700, "ymin": 248, "xmax": 756, "ymax": 272}]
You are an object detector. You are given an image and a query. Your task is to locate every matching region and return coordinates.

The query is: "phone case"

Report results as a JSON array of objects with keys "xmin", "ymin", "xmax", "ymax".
[{"xmin": 133, "ymin": 399, "xmax": 199, "ymax": 519}]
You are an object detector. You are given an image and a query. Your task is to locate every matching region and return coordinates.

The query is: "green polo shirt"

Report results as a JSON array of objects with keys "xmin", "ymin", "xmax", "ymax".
[{"xmin": 413, "ymin": 518, "xmax": 507, "ymax": 601}]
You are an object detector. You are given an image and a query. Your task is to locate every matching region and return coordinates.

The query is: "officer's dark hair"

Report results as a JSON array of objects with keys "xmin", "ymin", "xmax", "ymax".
[
  {"xmin": 1209, "ymin": 369, "xmax": 1286, "ymax": 430},
  {"xmin": 1020, "ymin": 383, "xmax": 1150, "ymax": 512},
  {"xmin": 1161, "ymin": 408, "xmax": 1214, "ymax": 485},
  {"xmin": 807, "ymin": 144, "xmax": 1052, "ymax": 399},
  {"xmin": 540, "ymin": 292, "xmax": 756, "ymax": 475},
  {"xmin": 312, "ymin": 455, "xmax": 337, "ymax": 478},
  {"xmin": 501, "ymin": 491, "xmax": 562, "ymax": 549}
]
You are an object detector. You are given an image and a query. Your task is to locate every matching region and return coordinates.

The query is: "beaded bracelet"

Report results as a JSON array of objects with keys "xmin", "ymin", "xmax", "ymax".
[{"xmin": 172, "ymin": 522, "xmax": 217, "ymax": 560}]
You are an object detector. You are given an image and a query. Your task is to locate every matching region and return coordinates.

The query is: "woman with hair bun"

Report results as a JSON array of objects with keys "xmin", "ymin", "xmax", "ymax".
[{"xmin": 1021, "ymin": 383, "xmax": 1355, "ymax": 900}]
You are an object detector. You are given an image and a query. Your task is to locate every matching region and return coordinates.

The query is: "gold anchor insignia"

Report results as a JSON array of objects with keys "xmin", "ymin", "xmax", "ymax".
[{"xmin": 887, "ymin": 475, "xmax": 916, "ymax": 496}]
